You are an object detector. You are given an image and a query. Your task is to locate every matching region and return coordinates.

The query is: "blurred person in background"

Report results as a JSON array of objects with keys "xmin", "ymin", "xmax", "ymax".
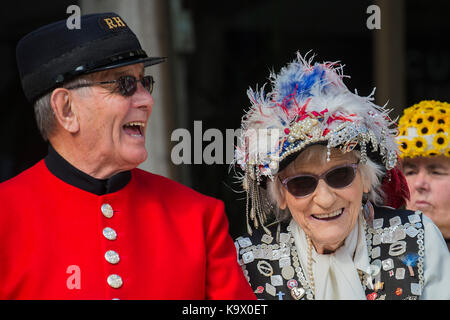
[{"xmin": 397, "ymin": 100, "xmax": 450, "ymax": 250}]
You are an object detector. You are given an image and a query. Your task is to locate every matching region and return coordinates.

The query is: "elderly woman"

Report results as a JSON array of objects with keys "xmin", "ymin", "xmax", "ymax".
[{"xmin": 234, "ymin": 54, "xmax": 450, "ymax": 300}]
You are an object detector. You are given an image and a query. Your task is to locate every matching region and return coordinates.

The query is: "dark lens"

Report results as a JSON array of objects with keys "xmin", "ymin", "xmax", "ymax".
[
  {"xmin": 286, "ymin": 176, "xmax": 318, "ymax": 197},
  {"xmin": 141, "ymin": 76, "xmax": 154, "ymax": 94},
  {"xmin": 325, "ymin": 166, "xmax": 355, "ymax": 189},
  {"xmin": 118, "ymin": 76, "xmax": 137, "ymax": 96}
]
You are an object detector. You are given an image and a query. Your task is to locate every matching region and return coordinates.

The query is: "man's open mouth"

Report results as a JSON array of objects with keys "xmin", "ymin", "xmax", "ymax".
[
  {"xmin": 311, "ymin": 208, "xmax": 344, "ymax": 221},
  {"xmin": 123, "ymin": 121, "xmax": 145, "ymax": 137}
]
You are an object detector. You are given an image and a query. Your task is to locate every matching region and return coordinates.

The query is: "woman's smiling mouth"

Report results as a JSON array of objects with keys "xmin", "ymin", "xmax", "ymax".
[{"xmin": 311, "ymin": 208, "xmax": 344, "ymax": 221}]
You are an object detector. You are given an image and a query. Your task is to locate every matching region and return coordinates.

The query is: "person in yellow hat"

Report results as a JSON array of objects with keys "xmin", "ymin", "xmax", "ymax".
[{"xmin": 397, "ymin": 100, "xmax": 450, "ymax": 250}]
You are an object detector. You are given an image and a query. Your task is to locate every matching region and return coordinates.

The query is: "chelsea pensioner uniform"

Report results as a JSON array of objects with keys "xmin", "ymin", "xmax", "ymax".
[{"xmin": 0, "ymin": 146, "xmax": 255, "ymax": 300}]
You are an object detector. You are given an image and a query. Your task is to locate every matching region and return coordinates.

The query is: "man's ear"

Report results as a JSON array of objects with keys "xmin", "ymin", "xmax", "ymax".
[{"xmin": 50, "ymin": 88, "xmax": 80, "ymax": 134}]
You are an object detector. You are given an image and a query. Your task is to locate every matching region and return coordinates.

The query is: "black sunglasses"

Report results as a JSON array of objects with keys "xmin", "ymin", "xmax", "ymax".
[
  {"xmin": 65, "ymin": 75, "xmax": 154, "ymax": 96},
  {"xmin": 280, "ymin": 163, "xmax": 359, "ymax": 198}
]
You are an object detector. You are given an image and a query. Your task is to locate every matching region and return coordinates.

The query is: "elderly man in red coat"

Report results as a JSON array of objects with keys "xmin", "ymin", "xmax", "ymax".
[{"xmin": 0, "ymin": 12, "xmax": 255, "ymax": 300}]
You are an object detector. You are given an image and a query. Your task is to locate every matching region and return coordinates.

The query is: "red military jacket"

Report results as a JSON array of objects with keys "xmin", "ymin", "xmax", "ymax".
[{"xmin": 0, "ymin": 152, "xmax": 255, "ymax": 300}]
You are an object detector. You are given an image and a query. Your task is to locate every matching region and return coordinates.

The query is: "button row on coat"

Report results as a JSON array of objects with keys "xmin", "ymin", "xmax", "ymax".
[{"xmin": 102, "ymin": 203, "xmax": 123, "ymax": 290}]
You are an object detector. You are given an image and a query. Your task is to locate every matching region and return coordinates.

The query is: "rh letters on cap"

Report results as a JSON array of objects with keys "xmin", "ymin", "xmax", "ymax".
[{"xmin": 101, "ymin": 16, "xmax": 127, "ymax": 30}]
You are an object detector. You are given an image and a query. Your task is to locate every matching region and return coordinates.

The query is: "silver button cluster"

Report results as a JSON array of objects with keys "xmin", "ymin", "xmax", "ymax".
[{"xmin": 102, "ymin": 203, "xmax": 123, "ymax": 290}]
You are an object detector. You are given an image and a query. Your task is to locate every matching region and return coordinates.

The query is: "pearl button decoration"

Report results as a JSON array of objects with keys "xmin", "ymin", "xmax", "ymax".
[
  {"xmin": 268, "ymin": 161, "xmax": 278, "ymax": 170},
  {"xmin": 103, "ymin": 227, "xmax": 117, "ymax": 241},
  {"xmin": 101, "ymin": 203, "xmax": 114, "ymax": 218},
  {"xmin": 105, "ymin": 250, "xmax": 120, "ymax": 264},
  {"xmin": 107, "ymin": 274, "xmax": 123, "ymax": 289}
]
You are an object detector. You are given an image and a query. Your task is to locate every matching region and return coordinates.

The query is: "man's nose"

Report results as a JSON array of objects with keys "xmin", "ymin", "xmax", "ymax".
[{"xmin": 132, "ymin": 82, "xmax": 154, "ymax": 111}]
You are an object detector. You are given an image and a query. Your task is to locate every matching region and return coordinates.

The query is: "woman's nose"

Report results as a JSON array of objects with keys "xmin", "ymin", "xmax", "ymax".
[
  {"xmin": 413, "ymin": 170, "xmax": 431, "ymax": 193},
  {"xmin": 312, "ymin": 179, "xmax": 336, "ymax": 208}
]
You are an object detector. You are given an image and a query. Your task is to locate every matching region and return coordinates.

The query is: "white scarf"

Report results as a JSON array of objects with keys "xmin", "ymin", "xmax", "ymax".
[{"xmin": 290, "ymin": 214, "xmax": 371, "ymax": 300}]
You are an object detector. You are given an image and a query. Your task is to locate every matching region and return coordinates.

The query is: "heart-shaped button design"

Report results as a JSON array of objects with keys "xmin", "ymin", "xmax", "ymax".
[
  {"xmin": 367, "ymin": 292, "xmax": 377, "ymax": 300},
  {"xmin": 290, "ymin": 286, "xmax": 305, "ymax": 300}
]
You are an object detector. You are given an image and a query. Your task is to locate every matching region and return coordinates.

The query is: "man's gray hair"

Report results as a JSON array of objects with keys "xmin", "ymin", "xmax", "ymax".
[
  {"xmin": 33, "ymin": 76, "xmax": 92, "ymax": 141},
  {"xmin": 266, "ymin": 147, "xmax": 386, "ymax": 222}
]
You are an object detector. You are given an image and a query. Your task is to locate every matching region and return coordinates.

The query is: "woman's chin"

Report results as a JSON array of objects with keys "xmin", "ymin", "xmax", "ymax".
[
  {"xmin": 306, "ymin": 208, "xmax": 360, "ymax": 252},
  {"xmin": 310, "ymin": 234, "xmax": 346, "ymax": 253}
]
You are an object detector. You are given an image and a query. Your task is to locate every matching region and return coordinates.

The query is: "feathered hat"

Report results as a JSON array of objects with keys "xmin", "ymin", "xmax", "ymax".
[{"xmin": 235, "ymin": 53, "xmax": 406, "ymax": 234}]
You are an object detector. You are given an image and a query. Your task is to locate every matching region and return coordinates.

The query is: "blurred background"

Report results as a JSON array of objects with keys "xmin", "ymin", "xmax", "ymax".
[{"xmin": 0, "ymin": 0, "xmax": 449, "ymax": 237}]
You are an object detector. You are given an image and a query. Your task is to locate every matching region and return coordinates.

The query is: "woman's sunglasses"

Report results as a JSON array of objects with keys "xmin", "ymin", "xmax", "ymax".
[
  {"xmin": 280, "ymin": 163, "xmax": 359, "ymax": 198},
  {"xmin": 66, "ymin": 75, "xmax": 154, "ymax": 97}
]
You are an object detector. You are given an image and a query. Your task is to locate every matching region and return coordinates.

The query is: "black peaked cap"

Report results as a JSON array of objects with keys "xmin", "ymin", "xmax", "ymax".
[{"xmin": 16, "ymin": 12, "xmax": 166, "ymax": 102}]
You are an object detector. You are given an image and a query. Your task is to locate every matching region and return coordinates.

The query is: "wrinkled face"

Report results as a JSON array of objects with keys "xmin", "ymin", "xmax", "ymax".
[
  {"xmin": 71, "ymin": 63, "xmax": 153, "ymax": 174},
  {"xmin": 404, "ymin": 156, "xmax": 450, "ymax": 236},
  {"xmin": 279, "ymin": 145, "xmax": 370, "ymax": 253}
]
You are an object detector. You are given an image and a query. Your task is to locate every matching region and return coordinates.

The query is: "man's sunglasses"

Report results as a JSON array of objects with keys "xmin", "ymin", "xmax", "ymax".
[
  {"xmin": 280, "ymin": 163, "xmax": 359, "ymax": 198},
  {"xmin": 65, "ymin": 75, "xmax": 154, "ymax": 96}
]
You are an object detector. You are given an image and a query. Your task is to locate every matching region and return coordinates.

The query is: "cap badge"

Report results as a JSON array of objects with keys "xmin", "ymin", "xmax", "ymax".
[{"xmin": 102, "ymin": 16, "xmax": 126, "ymax": 30}]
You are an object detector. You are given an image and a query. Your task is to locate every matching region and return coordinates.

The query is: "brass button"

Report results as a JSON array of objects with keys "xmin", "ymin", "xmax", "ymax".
[
  {"xmin": 105, "ymin": 250, "xmax": 120, "ymax": 264},
  {"xmin": 107, "ymin": 274, "xmax": 123, "ymax": 289},
  {"xmin": 103, "ymin": 227, "xmax": 117, "ymax": 241},
  {"xmin": 101, "ymin": 204, "xmax": 114, "ymax": 218}
]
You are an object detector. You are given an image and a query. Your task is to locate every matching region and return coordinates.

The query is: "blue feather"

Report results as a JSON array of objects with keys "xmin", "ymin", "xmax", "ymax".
[
  {"xmin": 276, "ymin": 64, "xmax": 328, "ymax": 109},
  {"xmin": 400, "ymin": 253, "xmax": 419, "ymax": 267}
]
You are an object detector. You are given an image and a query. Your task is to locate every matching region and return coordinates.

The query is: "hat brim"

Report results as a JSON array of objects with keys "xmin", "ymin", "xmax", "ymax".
[
  {"xmin": 277, "ymin": 140, "xmax": 385, "ymax": 174},
  {"xmin": 88, "ymin": 56, "xmax": 167, "ymax": 74}
]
